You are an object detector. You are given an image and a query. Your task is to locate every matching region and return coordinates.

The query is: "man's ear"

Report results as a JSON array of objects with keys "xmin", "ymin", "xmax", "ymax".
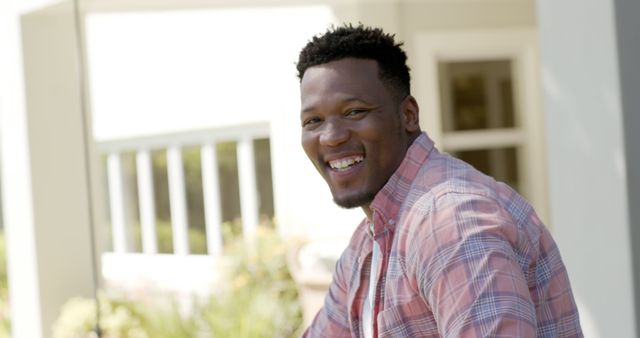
[{"xmin": 401, "ymin": 95, "xmax": 420, "ymax": 133}]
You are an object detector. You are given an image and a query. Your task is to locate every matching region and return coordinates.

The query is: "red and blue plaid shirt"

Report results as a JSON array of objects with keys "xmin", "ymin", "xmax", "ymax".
[{"xmin": 303, "ymin": 133, "xmax": 582, "ymax": 337}]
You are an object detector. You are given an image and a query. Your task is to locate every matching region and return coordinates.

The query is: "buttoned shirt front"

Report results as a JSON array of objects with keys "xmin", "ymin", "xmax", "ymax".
[{"xmin": 303, "ymin": 133, "xmax": 582, "ymax": 338}]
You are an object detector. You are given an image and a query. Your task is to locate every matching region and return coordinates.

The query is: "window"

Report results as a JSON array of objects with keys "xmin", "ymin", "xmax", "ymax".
[
  {"xmin": 415, "ymin": 29, "xmax": 549, "ymax": 223},
  {"xmin": 439, "ymin": 60, "xmax": 521, "ymax": 192}
]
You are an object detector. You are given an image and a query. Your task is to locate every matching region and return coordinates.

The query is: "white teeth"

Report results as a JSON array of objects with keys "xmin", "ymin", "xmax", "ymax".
[{"xmin": 329, "ymin": 156, "xmax": 363, "ymax": 171}]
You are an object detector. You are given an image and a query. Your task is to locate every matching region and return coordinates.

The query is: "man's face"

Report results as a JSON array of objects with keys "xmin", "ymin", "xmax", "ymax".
[{"xmin": 300, "ymin": 58, "xmax": 418, "ymax": 209}]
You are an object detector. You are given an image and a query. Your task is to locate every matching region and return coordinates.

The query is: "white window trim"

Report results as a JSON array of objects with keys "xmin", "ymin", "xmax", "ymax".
[{"xmin": 413, "ymin": 28, "xmax": 550, "ymax": 225}]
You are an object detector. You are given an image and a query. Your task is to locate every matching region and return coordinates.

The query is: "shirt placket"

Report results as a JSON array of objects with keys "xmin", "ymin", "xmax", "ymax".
[
  {"xmin": 362, "ymin": 222, "xmax": 380, "ymax": 338},
  {"xmin": 370, "ymin": 212, "xmax": 393, "ymax": 338},
  {"xmin": 349, "ymin": 232, "xmax": 372, "ymax": 338}
]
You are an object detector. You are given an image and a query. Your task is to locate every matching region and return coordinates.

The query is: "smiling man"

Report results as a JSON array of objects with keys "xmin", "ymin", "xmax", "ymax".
[{"xmin": 297, "ymin": 25, "xmax": 582, "ymax": 338}]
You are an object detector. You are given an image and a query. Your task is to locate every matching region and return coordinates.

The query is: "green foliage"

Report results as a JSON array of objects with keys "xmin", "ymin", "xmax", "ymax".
[
  {"xmin": 52, "ymin": 295, "xmax": 198, "ymax": 338},
  {"xmin": 51, "ymin": 226, "xmax": 302, "ymax": 338},
  {"xmin": 203, "ymin": 226, "xmax": 302, "ymax": 338},
  {"xmin": 221, "ymin": 219, "xmax": 243, "ymax": 246},
  {"xmin": 0, "ymin": 232, "xmax": 10, "ymax": 337},
  {"xmin": 182, "ymin": 147, "xmax": 206, "ymax": 234},
  {"xmin": 0, "ymin": 219, "xmax": 299, "ymax": 338},
  {"xmin": 153, "ymin": 220, "xmax": 207, "ymax": 255},
  {"xmin": 0, "ymin": 232, "xmax": 6, "ymax": 291}
]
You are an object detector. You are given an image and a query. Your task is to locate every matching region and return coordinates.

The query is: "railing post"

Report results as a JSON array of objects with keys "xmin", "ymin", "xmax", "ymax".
[
  {"xmin": 201, "ymin": 143, "xmax": 223, "ymax": 255},
  {"xmin": 237, "ymin": 137, "xmax": 259, "ymax": 242},
  {"xmin": 107, "ymin": 152, "xmax": 127, "ymax": 253},
  {"xmin": 136, "ymin": 149, "xmax": 158, "ymax": 254},
  {"xmin": 167, "ymin": 146, "xmax": 189, "ymax": 255}
]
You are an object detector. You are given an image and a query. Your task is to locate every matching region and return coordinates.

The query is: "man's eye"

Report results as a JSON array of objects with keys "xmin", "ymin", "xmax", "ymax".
[
  {"xmin": 302, "ymin": 117, "xmax": 321, "ymax": 127},
  {"xmin": 345, "ymin": 109, "xmax": 366, "ymax": 117}
]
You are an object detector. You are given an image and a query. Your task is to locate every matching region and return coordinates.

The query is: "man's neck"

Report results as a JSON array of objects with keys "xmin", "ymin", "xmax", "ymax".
[{"xmin": 362, "ymin": 204, "xmax": 373, "ymax": 221}]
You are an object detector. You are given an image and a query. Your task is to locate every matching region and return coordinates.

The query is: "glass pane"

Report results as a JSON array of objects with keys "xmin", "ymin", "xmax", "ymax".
[
  {"xmin": 254, "ymin": 138, "xmax": 275, "ymax": 227},
  {"xmin": 182, "ymin": 146, "xmax": 207, "ymax": 254},
  {"xmin": 439, "ymin": 60, "xmax": 516, "ymax": 132},
  {"xmin": 452, "ymin": 147, "xmax": 520, "ymax": 192},
  {"xmin": 216, "ymin": 141, "xmax": 242, "ymax": 243},
  {"xmin": 151, "ymin": 150, "xmax": 173, "ymax": 253}
]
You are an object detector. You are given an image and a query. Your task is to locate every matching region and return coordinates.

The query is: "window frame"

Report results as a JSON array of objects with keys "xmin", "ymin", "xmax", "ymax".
[{"xmin": 413, "ymin": 28, "xmax": 550, "ymax": 225}]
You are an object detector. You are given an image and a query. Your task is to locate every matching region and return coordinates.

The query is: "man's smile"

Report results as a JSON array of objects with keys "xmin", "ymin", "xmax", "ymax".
[
  {"xmin": 322, "ymin": 152, "xmax": 366, "ymax": 184},
  {"xmin": 327, "ymin": 155, "xmax": 364, "ymax": 172}
]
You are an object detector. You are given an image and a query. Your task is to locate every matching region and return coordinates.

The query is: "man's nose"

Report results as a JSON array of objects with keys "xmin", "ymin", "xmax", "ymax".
[{"xmin": 319, "ymin": 120, "xmax": 349, "ymax": 147}]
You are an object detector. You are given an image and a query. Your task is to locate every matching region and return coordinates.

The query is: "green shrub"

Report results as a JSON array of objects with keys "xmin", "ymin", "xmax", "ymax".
[
  {"xmin": 202, "ymin": 226, "xmax": 302, "ymax": 338},
  {"xmin": 124, "ymin": 220, "xmax": 208, "ymax": 255},
  {"xmin": 0, "ymin": 232, "xmax": 10, "ymax": 337},
  {"xmin": 154, "ymin": 220, "xmax": 208, "ymax": 255},
  {"xmin": 53, "ymin": 295, "xmax": 198, "ymax": 338},
  {"xmin": 52, "ymin": 226, "xmax": 302, "ymax": 338}
]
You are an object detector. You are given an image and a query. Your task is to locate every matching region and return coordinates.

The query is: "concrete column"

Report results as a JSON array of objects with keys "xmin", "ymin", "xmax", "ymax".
[
  {"xmin": 0, "ymin": 1, "xmax": 98, "ymax": 337},
  {"xmin": 536, "ymin": 0, "xmax": 638, "ymax": 337},
  {"xmin": 614, "ymin": 0, "xmax": 640, "ymax": 336}
]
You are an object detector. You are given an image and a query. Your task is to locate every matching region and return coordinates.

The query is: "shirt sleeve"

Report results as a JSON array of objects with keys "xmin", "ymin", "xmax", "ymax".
[
  {"xmin": 303, "ymin": 250, "xmax": 352, "ymax": 338},
  {"xmin": 415, "ymin": 192, "xmax": 537, "ymax": 337}
]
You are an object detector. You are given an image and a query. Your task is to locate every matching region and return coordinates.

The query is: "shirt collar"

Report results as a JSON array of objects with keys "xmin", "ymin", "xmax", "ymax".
[{"xmin": 368, "ymin": 132, "xmax": 435, "ymax": 236}]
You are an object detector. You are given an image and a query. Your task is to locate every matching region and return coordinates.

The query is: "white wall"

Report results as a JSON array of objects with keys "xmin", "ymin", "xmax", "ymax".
[
  {"xmin": 536, "ymin": 0, "xmax": 637, "ymax": 336},
  {"xmin": 615, "ymin": 0, "xmax": 640, "ymax": 333}
]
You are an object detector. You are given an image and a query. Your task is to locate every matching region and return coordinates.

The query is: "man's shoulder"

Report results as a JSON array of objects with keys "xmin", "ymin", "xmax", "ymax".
[
  {"xmin": 398, "ymin": 151, "xmax": 540, "ymax": 234},
  {"xmin": 405, "ymin": 152, "xmax": 506, "ymax": 209}
]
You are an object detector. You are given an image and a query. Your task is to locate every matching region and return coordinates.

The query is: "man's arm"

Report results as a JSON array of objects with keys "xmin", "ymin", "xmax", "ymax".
[
  {"xmin": 303, "ymin": 251, "xmax": 352, "ymax": 338},
  {"xmin": 414, "ymin": 192, "xmax": 537, "ymax": 337}
]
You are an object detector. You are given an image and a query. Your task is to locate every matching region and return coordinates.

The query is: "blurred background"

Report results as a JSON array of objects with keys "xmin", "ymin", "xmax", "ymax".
[{"xmin": 0, "ymin": 0, "xmax": 638, "ymax": 337}]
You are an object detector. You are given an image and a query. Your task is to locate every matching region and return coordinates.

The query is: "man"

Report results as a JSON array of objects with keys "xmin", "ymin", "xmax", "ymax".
[{"xmin": 296, "ymin": 24, "xmax": 582, "ymax": 337}]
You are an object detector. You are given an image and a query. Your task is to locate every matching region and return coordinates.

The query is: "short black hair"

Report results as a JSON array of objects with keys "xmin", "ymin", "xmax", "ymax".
[{"xmin": 296, "ymin": 24, "xmax": 411, "ymax": 100}]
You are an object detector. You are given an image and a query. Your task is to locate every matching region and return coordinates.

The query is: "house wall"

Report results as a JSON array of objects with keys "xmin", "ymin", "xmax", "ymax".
[
  {"xmin": 536, "ymin": 0, "xmax": 638, "ymax": 336},
  {"xmin": 617, "ymin": 0, "xmax": 640, "ymax": 333}
]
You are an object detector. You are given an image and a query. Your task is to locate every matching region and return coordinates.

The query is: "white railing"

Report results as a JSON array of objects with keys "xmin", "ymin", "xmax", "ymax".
[
  {"xmin": 98, "ymin": 123, "xmax": 270, "ymax": 256},
  {"xmin": 97, "ymin": 123, "xmax": 271, "ymax": 299}
]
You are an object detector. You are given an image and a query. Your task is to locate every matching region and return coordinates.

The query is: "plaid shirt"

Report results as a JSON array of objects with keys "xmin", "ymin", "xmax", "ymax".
[{"xmin": 303, "ymin": 133, "xmax": 582, "ymax": 337}]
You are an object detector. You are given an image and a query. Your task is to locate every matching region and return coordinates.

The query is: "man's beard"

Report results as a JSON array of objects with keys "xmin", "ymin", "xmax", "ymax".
[{"xmin": 332, "ymin": 190, "xmax": 377, "ymax": 209}]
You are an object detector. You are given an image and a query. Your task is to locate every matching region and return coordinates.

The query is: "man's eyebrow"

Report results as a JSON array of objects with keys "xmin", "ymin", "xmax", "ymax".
[
  {"xmin": 301, "ymin": 105, "xmax": 316, "ymax": 114},
  {"xmin": 301, "ymin": 97, "xmax": 372, "ymax": 113},
  {"xmin": 342, "ymin": 97, "xmax": 370, "ymax": 105}
]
